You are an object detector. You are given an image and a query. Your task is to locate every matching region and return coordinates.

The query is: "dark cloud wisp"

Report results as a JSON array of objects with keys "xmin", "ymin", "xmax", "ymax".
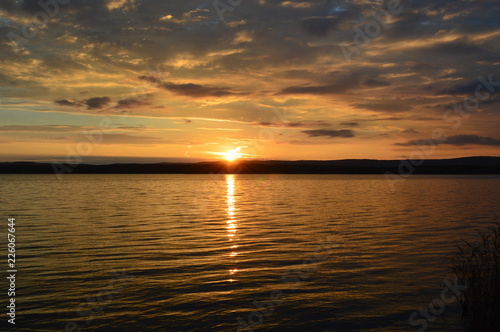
[
  {"xmin": 302, "ymin": 129, "xmax": 355, "ymax": 138},
  {"xmin": 396, "ymin": 134, "xmax": 500, "ymax": 146},
  {"xmin": 138, "ymin": 76, "xmax": 236, "ymax": 97}
]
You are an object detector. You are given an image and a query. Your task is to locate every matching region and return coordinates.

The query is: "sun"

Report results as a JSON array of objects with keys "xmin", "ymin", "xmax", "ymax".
[{"xmin": 224, "ymin": 147, "xmax": 242, "ymax": 162}]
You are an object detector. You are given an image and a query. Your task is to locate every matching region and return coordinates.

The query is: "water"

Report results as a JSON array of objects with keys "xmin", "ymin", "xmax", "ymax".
[{"xmin": 1, "ymin": 174, "xmax": 499, "ymax": 331}]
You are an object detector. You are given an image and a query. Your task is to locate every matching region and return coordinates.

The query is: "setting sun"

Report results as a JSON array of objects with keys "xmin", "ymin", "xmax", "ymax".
[{"xmin": 224, "ymin": 147, "xmax": 242, "ymax": 162}]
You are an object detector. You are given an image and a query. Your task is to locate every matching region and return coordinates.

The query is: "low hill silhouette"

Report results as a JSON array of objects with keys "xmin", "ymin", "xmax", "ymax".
[{"xmin": 1, "ymin": 157, "xmax": 499, "ymax": 174}]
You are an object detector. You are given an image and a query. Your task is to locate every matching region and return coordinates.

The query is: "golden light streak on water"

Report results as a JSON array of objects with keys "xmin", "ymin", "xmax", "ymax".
[{"xmin": 226, "ymin": 174, "xmax": 238, "ymax": 281}]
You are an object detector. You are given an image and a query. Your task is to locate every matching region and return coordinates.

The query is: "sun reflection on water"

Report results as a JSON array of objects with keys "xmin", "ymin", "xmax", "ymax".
[{"xmin": 226, "ymin": 174, "xmax": 238, "ymax": 282}]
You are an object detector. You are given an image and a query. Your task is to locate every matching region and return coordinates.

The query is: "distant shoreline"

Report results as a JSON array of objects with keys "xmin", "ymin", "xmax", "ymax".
[{"xmin": 1, "ymin": 157, "xmax": 500, "ymax": 174}]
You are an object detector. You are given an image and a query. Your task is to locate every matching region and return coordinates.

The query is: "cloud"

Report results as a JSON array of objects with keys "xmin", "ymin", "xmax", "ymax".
[
  {"xmin": 2, "ymin": 0, "xmax": 500, "ymax": 160},
  {"xmin": 396, "ymin": 135, "xmax": 500, "ymax": 146},
  {"xmin": 446, "ymin": 135, "xmax": 500, "ymax": 146},
  {"xmin": 286, "ymin": 122, "xmax": 304, "ymax": 127},
  {"xmin": 287, "ymin": 139, "xmax": 347, "ymax": 145},
  {"xmin": 402, "ymin": 128, "xmax": 419, "ymax": 134},
  {"xmin": 277, "ymin": 73, "xmax": 386, "ymax": 96},
  {"xmin": 0, "ymin": 125, "xmax": 89, "ymax": 132},
  {"xmin": 363, "ymin": 79, "xmax": 391, "ymax": 87},
  {"xmin": 161, "ymin": 82, "xmax": 234, "ymax": 97},
  {"xmin": 257, "ymin": 121, "xmax": 304, "ymax": 127},
  {"xmin": 316, "ymin": 121, "xmax": 332, "ymax": 127},
  {"xmin": 422, "ymin": 39, "xmax": 483, "ymax": 56},
  {"xmin": 55, "ymin": 97, "xmax": 111, "ymax": 109},
  {"xmin": 301, "ymin": 17, "xmax": 338, "ymax": 36},
  {"xmin": 85, "ymin": 97, "xmax": 111, "ymax": 109},
  {"xmin": 18, "ymin": 0, "xmax": 108, "ymax": 13},
  {"xmin": 0, "ymin": 125, "xmax": 149, "ymax": 133},
  {"xmin": 281, "ymin": 1, "xmax": 315, "ymax": 9},
  {"xmin": 256, "ymin": 120, "xmax": 333, "ymax": 128},
  {"xmin": 302, "ymin": 129, "xmax": 355, "ymax": 138},
  {"xmin": 116, "ymin": 98, "xmax": 150, "ymax": 108},
  {"xmin": 438, "ymin": 76, "xmax": 500, "ymax": 96},
  {"xmin": 353, "ymin": 101, "xmax": 411, "ymax": 113},
  {"xmin": 137, "ymin": 75, "xmax": 163, "ymax": 85},
  {"xmin": 138, "ymin": 76, "xmax": 236, "ymax": 97},
  {"xmin": 54, "ymin": 99, "xmax": 82, "ymax": 107},
  {"xmin": 340, "ymin": 122, "xmax": 359, "ymax": 127},
  {"xmin": 278, "ymin": 83, "xmax": 349, "ymax": 95},
  {"xmin": 90, "ymin": 133, "xmax": 166, "ymax": 145}
]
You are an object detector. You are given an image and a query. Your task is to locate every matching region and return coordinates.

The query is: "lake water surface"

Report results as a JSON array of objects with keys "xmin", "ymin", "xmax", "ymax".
[{"xmin": 1, "ymin": 174, "xmax": 499, "ymax": 331}]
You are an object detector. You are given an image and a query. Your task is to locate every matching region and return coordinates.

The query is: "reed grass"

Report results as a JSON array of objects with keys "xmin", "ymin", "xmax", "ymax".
[{"xmin": 450, "ymin": 225, "xmax": 500, "ymax": 331}]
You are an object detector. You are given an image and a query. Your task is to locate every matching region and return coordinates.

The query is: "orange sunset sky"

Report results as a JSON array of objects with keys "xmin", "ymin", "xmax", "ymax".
[{"xmin": 1, "ymin": 0, "xmax": 499, "ymax": 163}]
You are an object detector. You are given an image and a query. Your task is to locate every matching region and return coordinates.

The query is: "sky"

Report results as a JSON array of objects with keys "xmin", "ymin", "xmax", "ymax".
[{"xmin": 0, "ymin": 0, "xmax": 499, "ymax": 163}]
